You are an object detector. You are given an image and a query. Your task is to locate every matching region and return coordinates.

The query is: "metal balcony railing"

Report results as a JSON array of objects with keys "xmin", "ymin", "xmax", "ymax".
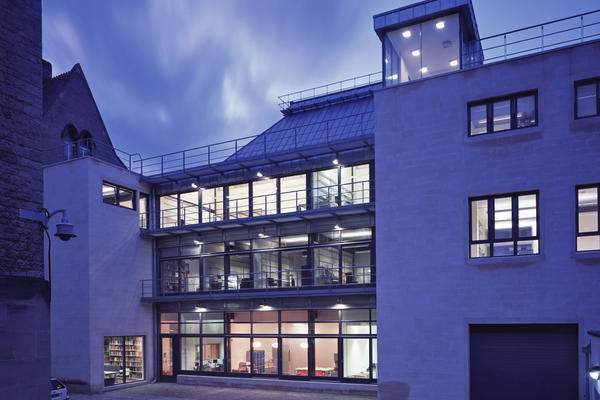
[
  {"xmin": 132, "ymin": 111, "xmax": 374, "ymax": 178},
  {"xmin": 43, "ymin": 139, "xmax": 141, "ymax": 170},
  {"xmin": 157, "ymin": 180, "xmax": 372, "ymax": 228},
  {"xmin": 277, "ymin": 72, "xmax": 382, "ymax": 110},
  {"xmin": 139, "ymin": 265, "xmax": 375, "ymax": 298},
  {"xmin": 463, "ymin": 9, "xmax": 600, "ymax": 68}
]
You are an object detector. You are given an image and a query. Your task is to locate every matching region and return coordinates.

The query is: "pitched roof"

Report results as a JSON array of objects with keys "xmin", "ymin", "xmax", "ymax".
[
  {"xmin": 230, "ymin": 83, "xmax": 380, "ymax": 162},
  {"xmin": 43, "ymin": 66, "xmax": 75, "ymax": 114}
]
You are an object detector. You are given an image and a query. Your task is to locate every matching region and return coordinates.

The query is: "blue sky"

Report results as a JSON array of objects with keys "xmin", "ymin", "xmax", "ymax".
[{"xmin": 42, "ymin": 0, "xmax": 598, "ymax": 157}]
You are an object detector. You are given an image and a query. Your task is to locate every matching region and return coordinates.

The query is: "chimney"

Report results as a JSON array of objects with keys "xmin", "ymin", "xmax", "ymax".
[{"xmin": 42, "ymin": 60, "xmax": 52, "ymax": 81}]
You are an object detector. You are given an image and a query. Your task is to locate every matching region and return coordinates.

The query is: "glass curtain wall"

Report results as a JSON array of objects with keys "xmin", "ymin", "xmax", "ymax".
[
  {"xmin": 313, "ymin": 169, "xmax": 339, "ymax": 209},
  {"xmin": 228, "ymin": 184, "xmax": 249, "ymax": 219},
  {"xmin": 280, "ymin": 174, "xmax": 306, "ymax": 213},
  {"xmin": 103, "ymin": 336, "xmax": 144, "ymax": 387},
  {"xmin": 384, "ymin": 14, "xmax": 460, "ymax": 84},
  {"xmin": 160, "ymin": 195, "xmax": 178, "ymax": 228},
  {"xmin": 341, "ymin": 164, "xmax": 370, "ymax": 205},
  {"xmin": 159, "ymin": 309, "xmax": 376, "ymax": 382},
  {"xmin": 180, "ymin": 191, "xmax": 199, "ymax": 225},
  {"xmin": 202, "ymin": 187, "xmax": 224, "ymax": 223}
]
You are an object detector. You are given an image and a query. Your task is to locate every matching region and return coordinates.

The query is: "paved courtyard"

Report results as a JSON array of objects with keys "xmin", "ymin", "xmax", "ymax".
[{"xmin": 70, "ymin": 382, "xmax": 377, "ymax": 400}]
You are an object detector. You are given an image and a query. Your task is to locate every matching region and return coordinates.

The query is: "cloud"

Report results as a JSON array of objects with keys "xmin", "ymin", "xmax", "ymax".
[{"xmin": 42, "ymin": 12, "xmax": 86, "ymax": 74}]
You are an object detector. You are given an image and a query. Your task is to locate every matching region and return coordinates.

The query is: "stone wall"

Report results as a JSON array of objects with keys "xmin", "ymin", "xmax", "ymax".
[
  {"xmin": 0, "ymin": 0, "xmax": 44, "ymax": 277},
  {"xmin": 0, "ymin": 0, "xmax": 51, "ymax": 399}
]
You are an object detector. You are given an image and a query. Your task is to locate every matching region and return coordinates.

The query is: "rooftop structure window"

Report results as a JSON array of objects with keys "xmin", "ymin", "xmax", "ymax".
[
  {"xmin": 576, "ymin": 184, "xmax": 600, "ymax": 251},
  {"xmin": 383, "ymin": 13, "xmax": 460, "ymax": 85},
  {"xmin": 102, "ymin": 182, "xmax": 136, "ymax": 210},
  {"xmin": 468, "ymin": 91, "xmax": 537, "ymax": 136},
  {"xmin": 469, "ymin": 192, "xmax": 539, "ymax": 258},
  {"xmin": 575, "ymin": 78, "xmax": 600, "ymax": 119}
]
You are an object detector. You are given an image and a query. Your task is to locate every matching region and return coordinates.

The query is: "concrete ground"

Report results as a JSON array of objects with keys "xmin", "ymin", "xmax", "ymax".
[{"xmin": 70, "ymin": 382, "xmax": 377, "ymax": 400}]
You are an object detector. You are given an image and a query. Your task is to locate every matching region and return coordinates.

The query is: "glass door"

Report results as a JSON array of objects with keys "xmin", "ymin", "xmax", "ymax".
[{"xmin": 160, "ymin": 336, "xmax": 178, "ymax": 381}]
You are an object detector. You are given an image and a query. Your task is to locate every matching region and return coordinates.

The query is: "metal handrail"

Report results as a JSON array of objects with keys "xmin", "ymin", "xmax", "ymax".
[
  {"xmin": 43, "ymin": 138, "xmax": 141, "ymax": 171},
  {"xmin": 157, "ymin": 180, "xmax": 373, "ymax": 228},
  {"xmin": 277, "ymin": 72, "xmax": 382, "ymax": 110},
  {"xmin": 134, "ymin": 110, "xmax": 374, "ymax": 178},
  {"xmin": 139, "ymin": 265, "xmax": 375, "ymax": 298},
  {"xmin": 463, "ymin": 9, "xmax": 600, "ymax": 68}
]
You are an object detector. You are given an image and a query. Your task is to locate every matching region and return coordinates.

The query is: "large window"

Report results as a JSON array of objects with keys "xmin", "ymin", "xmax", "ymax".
[
  {"xmin": 575, "ymin": 78, "xmax": 600, "ymax": 118},
  {"xmin": 383, "ymin": 14, "xmax": 460, "ymax": 85},
  {"xmin": 228, "ymin": 183, "xmax": 250, "ymax": 220},
  {"xmin": 577, "ymin": 184, "xmax": 600, "ymax": 251},
  {"xmin": 159, "ymin": 309, "xmax": 376, "ymax": 382},
  {"xmin": 102, "ymin": 182, "xmax": 135, "ymax": 210},
  {"xmin": 468, "ymin": 91, "xmax": 537, "ymax": 136},
  {"xmin": 103, "ymin": 336, "xmax": 144, "ymax": 387},
  {"xmin": 469, "ymin": 192, "xmax": 539, "ymax": 258},
  {"xmin": 313, "ymin": 169, "xmax": 339, "ymax": 209},
  {"xmin": 201, "ymin": 187, "xmax": 224, "ymax": 223}
]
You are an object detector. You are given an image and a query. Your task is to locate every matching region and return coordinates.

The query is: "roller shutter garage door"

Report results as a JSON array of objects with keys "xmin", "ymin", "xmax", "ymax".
[{"xmin": 469, "ymin": 324, "xmax": 578, "ymax": 400}]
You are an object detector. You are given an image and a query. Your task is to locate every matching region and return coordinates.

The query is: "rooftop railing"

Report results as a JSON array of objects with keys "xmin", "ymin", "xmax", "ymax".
[
  {"xmin": 43, "ymin": 139, "xmax": 141, "ymax": 170},
  {"xmin": 139, "ymin": 265, "xmax": 375, "ymax": 299},
  {"xmin": 463, "ymin": 9, "xmax": 600, "ymax": 68},
  {"xmin": 156, "ymin": 180, "xmax": 373, "ymax": 229},
  {"xmin": 277, "ymin": 72, "xmax": 382, "ymax": 110},
  {"xmin": 131, "ymin": 111, "xmax": 374, "ymax": 178}
]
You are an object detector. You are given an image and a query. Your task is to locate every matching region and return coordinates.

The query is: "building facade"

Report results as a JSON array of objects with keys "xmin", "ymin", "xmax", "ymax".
[{"xmin": 41, "ymin": 0, "xmax": 600, "ymax": 399}]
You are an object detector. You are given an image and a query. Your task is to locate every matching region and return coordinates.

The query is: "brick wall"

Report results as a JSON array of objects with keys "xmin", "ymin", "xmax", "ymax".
[{"xmin": 0, "ymin": 0, "xmax": 44, "ymax": 277}]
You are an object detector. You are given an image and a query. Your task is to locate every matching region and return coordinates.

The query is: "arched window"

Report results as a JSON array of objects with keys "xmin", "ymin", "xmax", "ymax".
[
  {"xmin": 61, "ymin": 124, "xmax": 79, "ymax": 160},
  {"xmin": 79, "ymin": 130, "xmax": 95, "ymax": 157}
]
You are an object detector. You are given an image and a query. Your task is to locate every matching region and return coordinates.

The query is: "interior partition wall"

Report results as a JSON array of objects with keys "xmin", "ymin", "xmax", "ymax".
[{"xmin": 158, "ymin": 309, "xmax": 377, "ymax": 383}]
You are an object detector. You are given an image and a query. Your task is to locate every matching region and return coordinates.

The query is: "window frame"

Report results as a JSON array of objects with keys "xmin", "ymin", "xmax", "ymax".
[
  {"xmin": 574, "ymin": 77, "xmax": 600, "ymax": 119},
  {"xmin": 139, "ymin": 193, "xmax": 149, "ymax": 229},
  {"xmin": 469, "ymin": 191, "xmax": 540, "ymax": 258},
  {"xmin": 102, "ymin": 181, "xmax": 136, "ymax": 210},
  {"xmin": 103, "ymin": 335, "xmax": 145, "ymax": 387},
  {"xmin": 468, "ymin": 90, "xmax": 538, "ymax": 136},
  {"xmin": 576, "ymin": 183, "xmax": 600, "ymax": 252}
]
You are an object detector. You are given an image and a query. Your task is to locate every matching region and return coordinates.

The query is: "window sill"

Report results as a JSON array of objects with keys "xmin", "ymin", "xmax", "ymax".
[
  {"xmin": 466, "ymin": 254, "xmax": 542, "ymax": 266},
  {"xmin": 573, "ymin": 250, "xmax": 600, "ymax": 260},
  {"xmin": 466, "ymin": 126, "xmax": 541, "ymax": 144}
]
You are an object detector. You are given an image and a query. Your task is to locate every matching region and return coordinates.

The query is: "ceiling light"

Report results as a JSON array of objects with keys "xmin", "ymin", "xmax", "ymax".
[
  {"xmin": 258, "ymin": 233, "xmax": 269, "ymax": 238},
  {"xmin": 191, "ymin": 182, "xmax": 199, "ymax": 189},
  {"xmin": 436, "ymin": 21, "xmax": 445, "ymax": 29},
  {"xmin": 420, "ymin": 66, "xmax": 428, "ymax": 74},
  {"xmin": 402, "ymin": 30, "xmax": 411, "ymax": 38},
  {"xmin": 193, "ymin": 240, "xmax": 203, "ymax": 245},
  {"xmin": 449, "ymin": 59, "xmax": 458, "ymax": 67},
  {"xmin": 252, "ymin": 341, "xmax": 262, "ymax": 348},
  {"xmin": 411, "ymin": 49, "xmax": 420, "ymax": 57},
  {"xmin": 384, "ymin": 58, "xmax": 389, "ymax": 64},
  {"xmin": 589, "ymin": 366, "xmax": 600, "ymax": 380},
  {"xmin": 386, "ymin": 74, "xmax": 398, "ymax": 80},
  {"xmin": 333, "ymin": 303, "xmax": 348, "ymax": 309},
  {"xmin": 332, "ymin": 159, "xmax": 339, "ymax": 165},
  {"xmin": 300, "ymin": 342, "xmax": 309, "ymax": 349},
  {"xmin": 334, "ymin": 225, "xmax": 342, "ymax": 231},
  {"xmin": 256, "ymin": 171, "xmax": 263, "ymax": 178},
  {"xmin": 271, "ymin": 342, "xmax": 279, "ymax": 348}
]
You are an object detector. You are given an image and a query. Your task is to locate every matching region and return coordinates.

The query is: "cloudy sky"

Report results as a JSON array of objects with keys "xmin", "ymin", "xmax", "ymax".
[{"xmin": 42, "ymin": 0, "xmax": 598, "ymax": 158}]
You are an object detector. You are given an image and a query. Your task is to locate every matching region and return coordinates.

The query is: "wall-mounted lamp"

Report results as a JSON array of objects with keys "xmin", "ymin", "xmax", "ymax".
[{"xmin": 589, "ymin": 366, "xmax": 600, "ymax": 380}]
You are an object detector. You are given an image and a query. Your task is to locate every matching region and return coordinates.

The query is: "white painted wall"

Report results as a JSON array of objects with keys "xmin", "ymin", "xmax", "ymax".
[{"xmin": 44, "ymin": 157, "xmax": 154, "ymax": 393}]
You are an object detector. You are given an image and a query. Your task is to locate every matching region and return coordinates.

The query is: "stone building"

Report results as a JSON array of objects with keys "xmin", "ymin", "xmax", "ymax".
[{"xmin": 0, "ymin": 0, "xmax": 50, "ymax": 398}]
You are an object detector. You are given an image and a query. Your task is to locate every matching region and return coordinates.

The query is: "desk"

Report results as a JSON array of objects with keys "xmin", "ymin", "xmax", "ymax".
[{"xmin": 294, "ymin": 367, "xmax": 336, "ymax": 376}]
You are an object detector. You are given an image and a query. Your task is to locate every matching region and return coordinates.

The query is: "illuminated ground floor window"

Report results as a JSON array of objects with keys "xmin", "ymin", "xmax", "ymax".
[
  {"xmin": 159, "ymin": 309, "xmax": 377, "ymax": 383},
  {"xmin": 103, "ymin": 336, "xmax": 145, "ymax": 386}
]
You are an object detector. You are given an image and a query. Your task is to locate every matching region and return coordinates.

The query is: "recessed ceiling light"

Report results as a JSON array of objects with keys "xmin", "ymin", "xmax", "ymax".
[
  {"xmin": 436, "ymin": 21, "xmax": 445, "ymax": 29},
  {"xmin": 449, "ymin": 59, "xmax": 458, "ymax": 67},
  {"xmin": 420, "ymin": 66, "xmax": 428, "ymax": 73},
  {"xmin": 402, "ymin": 30, "xmax": 411, "ymax": 38},
  {"xmin": 411, "ymin": 49, "xmax": 420, "ymax": 57}
]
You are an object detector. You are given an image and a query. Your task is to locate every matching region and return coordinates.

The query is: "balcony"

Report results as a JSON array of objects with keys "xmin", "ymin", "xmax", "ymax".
[
  {"xmin": 139, "ymin": 265, "xmax": 375, "ymax": 301},
  {"xmin": 144, "ymin": 180, "xmax": 374, "ymax": 236}
]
